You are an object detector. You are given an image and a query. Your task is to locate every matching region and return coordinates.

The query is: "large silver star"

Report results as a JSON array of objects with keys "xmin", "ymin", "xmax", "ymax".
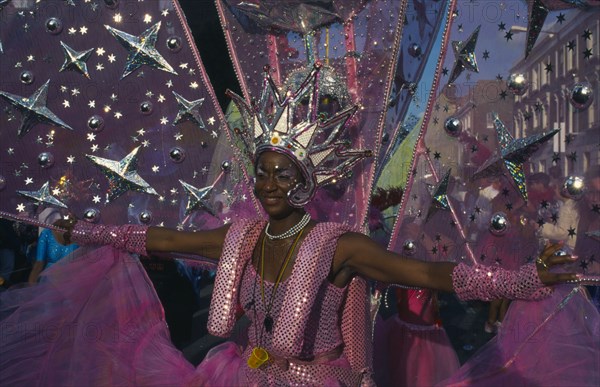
[
  {"xmin": 179, "ymin": 180, "xmax": 216, "ymax": 216},
  {"xmin": 425, "ymin": 169, "xmax": 451, "ymax": 222},
  {"xmin": 86, "ymin": 146, "xmax": 158, "ymax": 202},
  {"xmin": 448, "ymin": 25, "xmax": 480, "ymax": 84},
  {"xmin": 59, "ymin": 41, "xmax": 94, "ymax": 78},
  {"xmin": 0, "ymin": 79, "xmax": 73, "ymax": 138},
  {"xmin": 17, "ymin": 181, "xmax": 68, "ymax": 208},
  {"xmin": 474, "ymin": 113, "xmax": 558, "ymax": 202},
  {"xmin": 172, "ymin": 91, "xmax": 206, "ymax": 130},
  {"xmin": 105, "ymin": 21, "xmax": 177, "ymax": 79}
]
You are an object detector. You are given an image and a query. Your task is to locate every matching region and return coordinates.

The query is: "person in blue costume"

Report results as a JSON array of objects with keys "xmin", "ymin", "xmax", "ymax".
[{"xmin": 28, "ymin": 229, "xmax": 79, "ymax": 284}]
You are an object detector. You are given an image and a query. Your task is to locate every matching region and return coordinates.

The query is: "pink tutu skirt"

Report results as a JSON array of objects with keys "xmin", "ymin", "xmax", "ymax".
[
  {"xmin": 439, "ymin": 286, "xmax": 600, "ymax": 386},
  {"xmin": 374, "ymin": 315, "xmax": 460, "ymax": 387},
  {"xmin": 0, "ymin": 246, "xmax": 218, "ymax": 386}
]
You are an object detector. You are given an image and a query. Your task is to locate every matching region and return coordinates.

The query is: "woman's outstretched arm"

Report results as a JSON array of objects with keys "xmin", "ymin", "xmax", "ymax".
[
  {"xmin": 334, "ymin": 232, "xmax": 577, "ymax": 293},
  {"xmin": 146, "ymin": 225, "xmax": 230, "ymax": 260},
  {"xmin": 56, "ymin": 219, "xmax": 230, "ymax": 261}
]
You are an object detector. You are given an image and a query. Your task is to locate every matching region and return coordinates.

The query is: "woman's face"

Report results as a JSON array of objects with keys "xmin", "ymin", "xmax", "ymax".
[{"xmin": 254, "ymin": 151, "xmax": 302, "ymax": 219}]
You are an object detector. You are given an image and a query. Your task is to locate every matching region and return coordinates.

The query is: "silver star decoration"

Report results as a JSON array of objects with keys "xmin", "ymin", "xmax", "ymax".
[
  {"xmin": 0, "ymin": 79, "xmax": 73, "ymax": 137},
  {"xmin": 448, "ymin": 25, "xmax": 480, "ymax": 84},
  {"xmin": 179, "ymin": 180, "xmax": 216, "ymax": 216},
  {"xmin": 17, "ymin": 181, "xmax": 68, "ymax": 208},
  {"xmin": 425, "ymin": 169, "xmax": 451, "ymax": 223},
  {"xmin": 105, "ymin": 21, "xmax": 177, "ymax": 79},
  {"xmin": 474, "ymin": 113, "xmax": 558, "ymax": 202},
  {"xmin": 172, "ymin": 91, "xmax": 206, "ymax": 130},
  {"xmin": 86, "ymin": 146, "xmax": 158, "ymax": 202},
  {"xmin": 59, "ymin": 41, "xmax": 94, "ymax": 78}
]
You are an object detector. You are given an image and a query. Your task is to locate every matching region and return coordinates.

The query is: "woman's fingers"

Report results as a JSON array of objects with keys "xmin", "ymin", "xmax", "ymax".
[
  {"xmin": 541, "ymin": 272, "xmax": 579, "ymax": 286},
  {"xmin": 539, "ymin": 241, "xmax": 564, "ymax": 261},
  {"xmin": 545, "ymin": 252, "xmax": 577, "ymax": 267}
]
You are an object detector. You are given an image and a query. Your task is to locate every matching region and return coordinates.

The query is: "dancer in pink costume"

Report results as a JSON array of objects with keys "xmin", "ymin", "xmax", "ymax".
[
  {"xmin": 43, "ymin": 150, "xmax": 569, "ymax": 387},
  {"xmin": 374, "ymin": 288, "xmax": 459, "ymax": 387}
]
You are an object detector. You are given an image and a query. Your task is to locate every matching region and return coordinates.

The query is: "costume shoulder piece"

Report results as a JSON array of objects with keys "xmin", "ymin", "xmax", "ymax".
[{"xmin": 207, "ymin": 218, "xmax": 265, "ymax": 337}]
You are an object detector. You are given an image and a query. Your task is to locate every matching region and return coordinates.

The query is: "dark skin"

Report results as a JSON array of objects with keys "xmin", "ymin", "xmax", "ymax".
[{"xmin": 59, "ymin": 151, "xmax": 577, "ymax": 290}]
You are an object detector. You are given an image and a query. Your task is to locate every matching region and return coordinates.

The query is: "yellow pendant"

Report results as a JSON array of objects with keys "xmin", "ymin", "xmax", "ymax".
[{"xmin": 247, "ymin": 347, "xmax": 269, "ymax": 369}]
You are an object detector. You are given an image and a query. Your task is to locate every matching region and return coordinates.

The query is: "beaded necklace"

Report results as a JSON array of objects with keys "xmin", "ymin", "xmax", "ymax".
[{"xmin": 265, "ymin": 213, "xmax": 310, "ymax": 240}]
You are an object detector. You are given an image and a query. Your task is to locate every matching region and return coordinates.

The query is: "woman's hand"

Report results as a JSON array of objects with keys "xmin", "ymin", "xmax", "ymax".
[
  {"xmin": 53, "ymin": 217, "xmax": 78, "ymax": 245},
  {"xmin": 535, "ymin": 241, "xmax": 579, "ymax": 285}
]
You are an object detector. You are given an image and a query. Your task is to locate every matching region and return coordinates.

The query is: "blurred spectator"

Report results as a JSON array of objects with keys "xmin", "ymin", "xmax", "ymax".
[
  {"xmin": 28, "ymin": 229, "xmax": 79, "ymax": 284},
  {"xmin": 0, "ymin": 219, "xmax": 20, "ymax": 288}
]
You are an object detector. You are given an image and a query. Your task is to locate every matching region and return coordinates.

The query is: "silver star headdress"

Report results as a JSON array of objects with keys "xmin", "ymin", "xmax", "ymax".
[{"xmin": 228, "ymin": 64, "xmax": 372, "ymax": 207}]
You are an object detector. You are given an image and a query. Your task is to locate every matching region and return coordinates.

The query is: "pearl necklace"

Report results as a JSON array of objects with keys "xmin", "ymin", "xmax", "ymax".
[{"xmin": 265, "ymin": 213, "xmax": 311, "ymax": 240}]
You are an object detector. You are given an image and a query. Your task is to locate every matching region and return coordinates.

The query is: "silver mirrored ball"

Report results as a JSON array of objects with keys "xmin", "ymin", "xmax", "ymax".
[
  {"xmin": 507, "ymin": 73, "xmax": 528, "ymax": 96},
  {"xmin": 489, "ymin": 212, "xmax": 509, "ymax": 236},
  {"xmin": 37, "ymin": 152, "xmax": 55, "ymax": 169},
  {"xmin": 139, "ymin": 210, "xmax": 153, "ymax": 224},
  {"xmin": 20, "ymin": 71, "xmax": 34, "ymax": 84},
  {"xmin": 46, "ymin": 17, "xmax": 63, "ymax": 34},
  {"xmin": 140, "ymin": 101, "xmax": 153, "ymax": 115},
  {"xmin": 166, "ymin": 36, "xmax": 182, "ymax": 52},
  {"xmin": 402, "ymin": 239, "xmax": 417, "ymax": 255},
  {"xmin": 87, "ymin": 115, "xmax": 105, "ymax": 132},
  {"xmin": 444, "ymin": 117, "xmax": 462, "ymax": 137},
  {"xmin": 569, "ymin": 82, "xmax": 594, "ymax": 110},
  {"xmin": 408, "ymin": 43, "xmax": 422, "ymax": 57},
  {"xmin": 169, "ymin": 147, "xmax": 186, "ymax": 163},
  {"xmin": 562, "ymin": 176, "xmax": 585, "ymax": 200},
  {"xmin": 83, "ymin": 208, "xmax": 101, "ymax": 223}
]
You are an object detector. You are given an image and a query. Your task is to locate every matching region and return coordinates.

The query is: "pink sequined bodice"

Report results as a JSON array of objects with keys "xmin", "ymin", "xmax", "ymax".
[{"xmin": 240, "ymin": 263, "xmax": 346, "ymax": 359}]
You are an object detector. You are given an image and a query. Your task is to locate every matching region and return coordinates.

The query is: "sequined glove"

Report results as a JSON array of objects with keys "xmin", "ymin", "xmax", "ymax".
[
  {"xmin": 452, "ymin": 262, "xmax": 552, "ymax": 301},
  {"xmin": 70, "ymin": 221, "xmax": 149, "ymax": 256}
]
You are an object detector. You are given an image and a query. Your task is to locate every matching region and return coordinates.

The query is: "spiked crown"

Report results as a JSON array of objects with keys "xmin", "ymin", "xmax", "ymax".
[{"xmin": 227, "ymin": 64, "xmax": 372, "ymax": 207}]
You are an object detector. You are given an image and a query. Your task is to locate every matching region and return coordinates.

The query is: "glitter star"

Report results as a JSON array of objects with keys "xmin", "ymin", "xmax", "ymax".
[
  {"xmin": 179, "ymin": 180, "xmax": 216, "ymax": 216},
  {"xmin": 567, "ymin": 40, "xmax": 576, "ymax": 51},
  {"xmin": 567, "ymin": 226, "xmax": 576, "ymax": 238},
  {"xmin": 524, "ymin": 0, "xmax": 549, "ymax": 57},
  {"xmin": 448, "ymin": 25, "xmax": 480, "ymax": 84},
  {"xmin": 0, "ymin": 80, "xmax": 73, "ymax": 137},
  {"xmin": 208, "ymin": 116, "xmax": 216, "ymax": 125},
  {"xmin": 172, "ymin": 91, "xmax": 205, "ymax": 130},
  {"xmin": 92, "ymin": 195, "xmax": 101, "ymax": 203},
  {"xmin": 88, "ymin": 100, "xmax": 96, "ymax": 108},
  {"xmin": 473, "ymin": 113, "xmax": 558, "ymax": 202},
  {"xmin": 86, "ymin": 146, "xmax": 158, "ymax": 202},
  {"xmin": 160, "ymin": 116, "xmax": 169, "ymax": 125},
  {"xmin": 67, "ymin": 155, "xmax": 75, "ymax": 163},
  {"xmin": 96, "ymin": 47, "xmax": 105, "ymax": 56},
  {"xmin": 17, "ymin": 181, "xmax": 68, "ymax": 208},
  {"xmin": 16, "ymin": 203, "xmax": 25, "ymax": 212},
  {"xmin": 59, "ymin": 41, "xmax": 94, "ymax": 78},
  {"xmin": 425, "ymin": 169, "xmax": 451, "ymax": 222},
  {"xmin": 105, "ymin": 22, "xmax": 177, "ymax": 79}
]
